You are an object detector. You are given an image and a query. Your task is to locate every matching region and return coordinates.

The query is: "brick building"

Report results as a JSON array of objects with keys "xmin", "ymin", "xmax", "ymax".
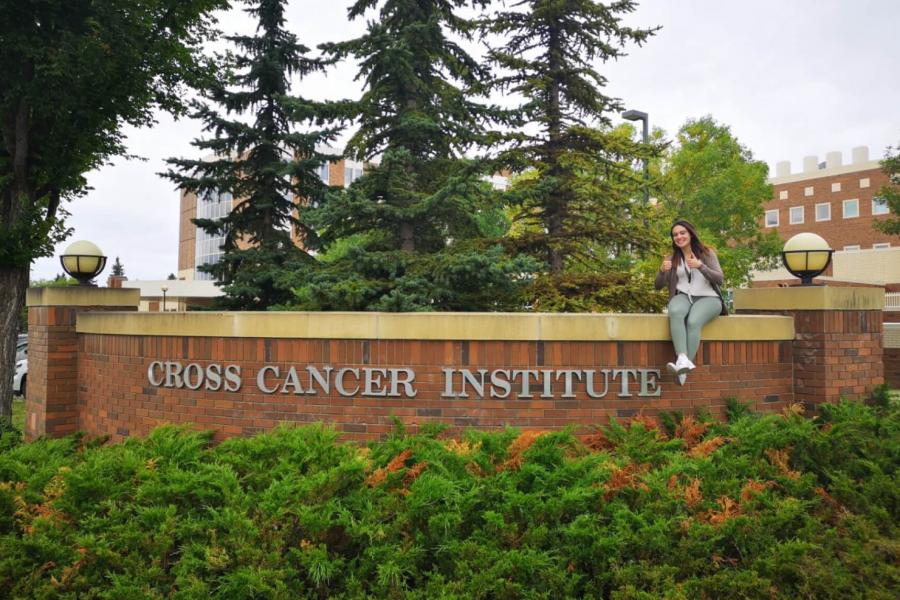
[{"xmin": 752, "ymin": 145, "xmax": 897, "ymax": 291}]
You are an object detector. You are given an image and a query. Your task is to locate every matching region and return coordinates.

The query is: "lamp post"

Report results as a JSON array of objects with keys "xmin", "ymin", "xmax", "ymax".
[
  {"xmin": 621, "ymin": 109, "xmax": 650, "ymax": 204},
  {"xmin": 161, "ymin": 285, "xmax": 168, "ymax": 312},
  {"xmin": 59, "ymin": 240, "xmax": 107, "ymax": 286},
  {"xmin": 781, "ymin": 233, "xmax": 833, "ymax": 286}
]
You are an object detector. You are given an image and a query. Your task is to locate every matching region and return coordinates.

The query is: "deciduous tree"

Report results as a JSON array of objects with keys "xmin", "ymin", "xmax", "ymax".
[
  {"xmin": 873, "ymin": 142, "xmax": 900, "ymax": 236},
  {"xmin": 0, "ymin": 0, "xmax": 226, "ymax": 422},
  {"xmin": 657, "ymin": 117, "xmax": 781, "ymax": 286}
]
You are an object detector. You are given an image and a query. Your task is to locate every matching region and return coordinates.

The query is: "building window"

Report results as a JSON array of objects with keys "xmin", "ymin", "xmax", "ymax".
[
  {"xmin": 778, "ymin": 190, "xmax": 788, "ymax": 200},
  {"xmin": 872, "ymin": 196, "xmax": 889, "ymax": 216},
  {"xmin": 815, "ymin": 202, "xmax": 831, "ymax": 222},
  {"xmin": 873, "ymin": 243, "xmax": 890, "ymax": 250},
  {"xmin": 804, "ymin": 186, "xmax": 814, "ymax": 197},
  {"xmin": 789, "ymin": 206, "xmax": 804, "ymax": 225},
  {"xmin": 194, "ymin": 190, "xmax": 231, "ymax": 280},
  {"xmin": 831, "ymin": 182, "xmax": 841, "ymax": 192},
  {"xmin": 317, "ymin": 164, "xmax": 330, "ymax": 184},
  {"xmin": 765, "ymin": 209, "xmax": 779, "ymax": 227},
  {"xmin": 842, "ymin": 199, "xmax": 859, "ymax": 219},
  {"xmin": 860, "ymin": 177, "xmax": 870, "ymax": 188},
  {"xmin": 843, "ymin": 245, "xmax": 860, "ymax": 252},
  {"xmin": 343, "ymin": 165, "xmax": 365, "ymax": 187}
]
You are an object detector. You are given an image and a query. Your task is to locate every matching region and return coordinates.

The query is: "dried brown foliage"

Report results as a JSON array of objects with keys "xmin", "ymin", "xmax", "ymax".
[
  {"xmin": 684, "ymin": 478, "xmax": 703, "ymax": 509},
  {"xmin": 365, "ymin": 449, "xmax": 413, "ymax": 487},
  {"xmin": 740, "ymin": 479, "xmax": 775, "ymax": 503},
  {"xmin": 675, "ymin": 415, "xmax": 709, "ymax": 449},
  {"xmin": 765, "ymin": 448, "xmax": 800, "ymax": 480},
  {"xmin": 501, "ymin": 431, "xmax": 546, "ymax": 471},
  {"xmin": 365, "ymin": 469, "xmax": 387, "ymax": 487},
  {"xmin": 667, "ymin": 474, "xmax": 679, "ymax": 491},
  {"xmin": 386, "ymin": 449, "xmax": 413, "ymax": 473},
  {"xmin": 404, "ymin": 461, "xmax": 429, "ymax": 486},
  {"xmin": 815, "ymin": 486, "xmax": 849, "ymax": 521},
  {"xmin": 603, "ymin": 463, "xmax": 650, "ymax": 500},
  {"xmin": 14, "ymin": 469, "xmax": 71, "ymax": 535},
  {"xmin": 705, "ymin": 496, "xmax": 740, "ymax": 526},
  {"xmin": 52, "ymin": 547, "xmax": 88, "ymax": 589},
  {"xmin": 629, "ymin": 413, "xmax": 664, "ymax": 438},
  {"xmin": 688, "ymin": 436, "xmax": 728, "ymax": 458},
  {"xmin": 465, "ymin": 461, "xmax": 486, "ymax": 478},
  {"xmin": 582, "ymin": 429, "xmax": 615, "ymax": 452},
  {"xmin": 444, "ymin": 439, "xmax": 478, "ymax": 456}
]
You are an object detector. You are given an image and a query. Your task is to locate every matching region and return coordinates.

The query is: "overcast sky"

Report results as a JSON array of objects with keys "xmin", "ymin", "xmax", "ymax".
[{"xmin": 30, "ymin": 0, "xmax": 900, "ymax": 282}]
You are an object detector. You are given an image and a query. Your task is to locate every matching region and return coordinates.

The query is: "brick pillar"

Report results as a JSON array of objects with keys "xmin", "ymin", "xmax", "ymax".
[
  {"xmin": 734, "ymin": 286, "xmax": 884, "ymax": 408},
  {"xmin": 25, "ymin": 287, "xmax": 140, "ymax": 439},
  {"xmin": 885, "ymin": 323, "xmax": 900, "ymax": 388}
]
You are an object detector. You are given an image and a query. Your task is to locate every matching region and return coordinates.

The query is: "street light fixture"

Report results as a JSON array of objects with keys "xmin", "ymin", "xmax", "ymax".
[
  {"xmin": 781, "ymin": 233, "xmax": 833, "ymax": 286},
  {"xmin": 161, "ymin": 285, "xmax": 168, "ymax": 312},
  {"xmin": 60, "ymin": 240, "xmax": 107, "ymax": 286},
  {"xmin": 621, "ymin": 109, "xmax": 650, "ymax": 204}
]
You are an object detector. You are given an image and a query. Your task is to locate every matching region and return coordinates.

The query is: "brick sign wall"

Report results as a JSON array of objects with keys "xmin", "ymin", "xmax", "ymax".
[
  {"xmin": 25, "ymin": 286, "xmax": 886, "ymax": 443},
  {"xmin": 76, "ymin": 334, "xmax": 794, "ymax": 442}
]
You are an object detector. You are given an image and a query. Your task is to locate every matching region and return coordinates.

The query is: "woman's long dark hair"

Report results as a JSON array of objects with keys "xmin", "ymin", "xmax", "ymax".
[{"xmin": 670, "ymin": 219, "xmax": 710, "ymax": 267}]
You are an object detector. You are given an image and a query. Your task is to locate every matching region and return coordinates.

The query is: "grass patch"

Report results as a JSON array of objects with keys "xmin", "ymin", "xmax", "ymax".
[
  {"xmin": 11, "ymin": 398, "xmax": 24, "ymax": 432},
  {"xmin": 0, "ymin": 399, "xmax": 897, "ymax": 598}
]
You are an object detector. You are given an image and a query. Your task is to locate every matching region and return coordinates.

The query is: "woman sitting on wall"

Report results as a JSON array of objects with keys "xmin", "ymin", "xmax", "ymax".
[{"xmin": 655, "ymin": 219, "xmax": 727, "ymax": 385}]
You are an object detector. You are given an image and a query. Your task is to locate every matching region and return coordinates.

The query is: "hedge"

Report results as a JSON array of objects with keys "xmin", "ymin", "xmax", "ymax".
[{"xmin": 0, "ymin": 397, "xmax": 897, "ymax": 598}]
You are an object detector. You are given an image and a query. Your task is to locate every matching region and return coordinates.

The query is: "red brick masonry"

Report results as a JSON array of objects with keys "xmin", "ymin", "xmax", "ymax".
[
  {"xmin": 885, "ymin": 348, "xmax": 900, "ymax": 388},
  {"xmin": 735, "ymin": 309, "xmax": 883, "ymax": 408},
  {"xmin": 76, "ymin": 335, "xmax": 794, "ymax": 443},
  {"xmin": 27, "ymin": 304, "xmax": 136, "ymax": 438}
]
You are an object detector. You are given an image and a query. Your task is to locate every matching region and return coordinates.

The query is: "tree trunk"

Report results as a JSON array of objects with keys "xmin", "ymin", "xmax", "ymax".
[
  {"xmin": 0, "ymin": 264, "xmax": 28, "ymax": 423},
  {"xmin": 400, "ymin": 222, "xmax": 415, "ymax": 252},
  {"xmin": 545, "ymin": 22, "xmax": 565, "ymax": 274}
]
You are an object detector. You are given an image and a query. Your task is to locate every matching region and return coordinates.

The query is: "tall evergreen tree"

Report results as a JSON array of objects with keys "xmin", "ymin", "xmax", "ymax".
[
  {"xmin": 484, "ymin": 0, "xmax": 659, "ymax": 281},
  {"xmin": 165, "ymin": 0, "xmax": 341, "ymax": 309},
  {"xmin": 288, "ymin": 0, "xmax": 536, "ymax": 311}
]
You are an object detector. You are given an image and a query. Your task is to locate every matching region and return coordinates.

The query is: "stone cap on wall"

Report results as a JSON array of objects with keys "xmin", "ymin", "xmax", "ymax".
[
  {"xmin": 75, "ymin": 311, "xmax": 794, "ymax": 341},
  {"xmin": 734, "ymin": 286, "xmax": 884, "ymax": 311},
  {"xmin": 26, "ymin": 287, "xmax": 141, "ymax": 308}
]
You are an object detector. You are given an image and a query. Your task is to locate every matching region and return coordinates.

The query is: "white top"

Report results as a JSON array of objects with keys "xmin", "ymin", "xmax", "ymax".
[{"xmin": 675, "ymin": 260, "xmax": 718, "ymax": 300}]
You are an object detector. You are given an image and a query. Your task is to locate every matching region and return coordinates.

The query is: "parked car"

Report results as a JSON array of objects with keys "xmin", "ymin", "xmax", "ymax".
[
  {"xmin": 16, "ymin": 334, "xmax": 27, "ymax": 363},
  {"xmin": 13, "ymin": 357, "xmax": 27, "ymax": 398}
]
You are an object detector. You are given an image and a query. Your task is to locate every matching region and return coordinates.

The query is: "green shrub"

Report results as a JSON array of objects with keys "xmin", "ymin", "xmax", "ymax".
[{"xmin": 0, "ymin": 401, "xmax": 897, "ymax": 598}]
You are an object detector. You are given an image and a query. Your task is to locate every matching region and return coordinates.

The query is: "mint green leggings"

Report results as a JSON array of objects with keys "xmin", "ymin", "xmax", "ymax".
[{"xmin": 667, "ymin": 294, "xmax": 721, "ymax": 360}]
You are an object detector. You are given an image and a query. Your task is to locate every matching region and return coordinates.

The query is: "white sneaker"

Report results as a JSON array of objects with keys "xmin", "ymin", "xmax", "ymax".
[
  {"xmin": 666, "ymin": 362, "xmax": 679, "ymax": 375},
  {"xmin": 675, "ymin": 354, "xmax": 695, "ymax": 374},
  {"xmin": 677, "ymin": 373, "xmax": 687, "ymax": 386}
]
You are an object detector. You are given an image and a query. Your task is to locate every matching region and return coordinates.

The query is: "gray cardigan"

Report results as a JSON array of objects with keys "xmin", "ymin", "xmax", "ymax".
[{"xmin": 654, "ymin": 249, "xmax": 725, "ymax": 302}]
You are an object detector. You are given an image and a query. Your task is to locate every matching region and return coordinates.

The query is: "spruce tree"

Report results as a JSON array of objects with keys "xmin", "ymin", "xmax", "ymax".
[
  {"xmin": 164, "ymin": 0, "xmax": 341, "ymax": 309},
  {"xmin": 484, "ymin": 0, "xmax": 659, "ymax": 290},
  {"xmin": 111, "ymin": 257, "xmax": 125, "ymax": 277},
  {"xmin": 289, "ymin": 0, "xmax": 536, "ymax": 311}
]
